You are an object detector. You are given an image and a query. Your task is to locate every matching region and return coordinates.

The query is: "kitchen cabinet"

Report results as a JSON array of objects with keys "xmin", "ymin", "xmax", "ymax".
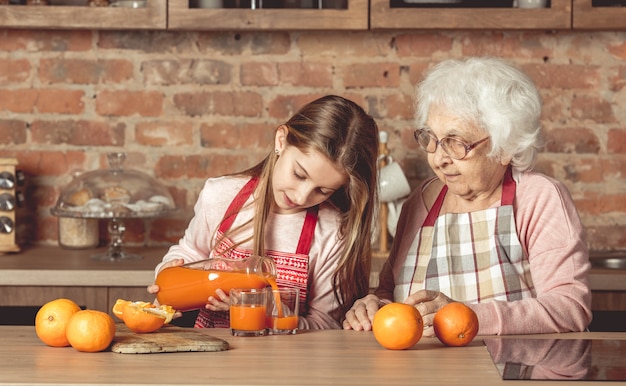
[
  {"xmin": 168, "ymin": 0, "xmax": 368, "ymax": 30},
  {"xmin": 573, "ymin": 0, "xmax": 626, "ymax": 29},
  {"xmin": 371, "ymin": 0, "xmax": 572, "ymax": 30},
  {"xmin": 0, "ymin": 0, "xmax": 166, "ymax": 30},
  {"xmin": 1, "ymin": 0, "xmax": 625, "ymax": 31}
]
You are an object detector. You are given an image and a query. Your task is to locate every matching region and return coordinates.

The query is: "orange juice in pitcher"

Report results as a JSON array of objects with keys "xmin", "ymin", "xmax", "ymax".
[{"xmin": 155, "ymin": 255, "xmax": 276, "ymax": 311}]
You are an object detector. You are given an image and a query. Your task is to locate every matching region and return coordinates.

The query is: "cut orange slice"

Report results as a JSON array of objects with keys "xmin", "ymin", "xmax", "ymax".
[{"xmin": 112, "ymin": 298, "xmax": 176, "ymax": 333}]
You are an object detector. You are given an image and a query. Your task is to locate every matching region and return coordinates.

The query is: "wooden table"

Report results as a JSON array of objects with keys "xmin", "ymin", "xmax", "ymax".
[{"xmin": 1, "ymin": 326, "xmax": 624, "ymax": 386}]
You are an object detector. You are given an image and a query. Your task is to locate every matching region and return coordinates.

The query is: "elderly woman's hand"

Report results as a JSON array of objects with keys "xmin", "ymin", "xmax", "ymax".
[
  {"xmin": 404, "ymin": 290, "xmax": 453, "ymax": 337},
  {"xmin": 342, "ymin": 294, "xmax": 385, "ymax": 331}
]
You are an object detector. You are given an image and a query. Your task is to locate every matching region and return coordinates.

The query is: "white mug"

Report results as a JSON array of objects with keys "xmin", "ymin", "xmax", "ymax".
[
  {"xmin": 516, "ymin": 0, "xmax": 547, "ymax": 8},
  {"xmin": 386, "ymin": 199, "xmax": 405, "ymax": 237},
  {"xmin": 378, "ymin": 162, "xmax": 411, "ymax": 203}
]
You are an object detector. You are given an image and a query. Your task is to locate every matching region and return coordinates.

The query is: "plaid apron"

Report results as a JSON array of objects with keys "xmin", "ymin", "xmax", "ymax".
[
  {"xmin": 393, "ymin": 167, "xmax": 535, "ymax": 303},
  {"xmin": 195, "ymin": 177, "xmax": 317, "ymax": 328}
]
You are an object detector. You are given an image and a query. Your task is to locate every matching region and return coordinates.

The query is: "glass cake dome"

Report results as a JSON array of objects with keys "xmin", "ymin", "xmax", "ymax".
[
  {"xmin": 51, "ymin": 152, "xmax": 176, "ymax": 261},
  {"xmin": 51, "ymin": 152, "xmax": 175, "ymax": 219}
]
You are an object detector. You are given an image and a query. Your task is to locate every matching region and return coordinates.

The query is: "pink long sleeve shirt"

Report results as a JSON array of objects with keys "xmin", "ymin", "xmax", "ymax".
[{"xmin": 375, "ymin": 170, "xmax": 593, "ymax": 335}]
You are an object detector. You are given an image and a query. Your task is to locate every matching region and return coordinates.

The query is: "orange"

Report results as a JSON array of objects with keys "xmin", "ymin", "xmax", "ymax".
[
  {"xmin": 112, "ymin": 298, "xmax": 175, "ymax": 333},
  {"xmin": 66, "ymin": 310, "xmax": 116, "ymax": 353},
  {"xmin": 35, "ymin": 298, "xmax": 81, "ymax": 347},
  {"xmin": 433, "ymin": 302, "xmax": 479, "ymax": 347},
  {"xmin": 372, "ymin": 303, "xmax": 423, "ymax": 350}
]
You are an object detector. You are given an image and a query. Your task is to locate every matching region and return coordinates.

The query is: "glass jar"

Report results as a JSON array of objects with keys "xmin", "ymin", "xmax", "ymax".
[{"xmin": 58, "ymin": 217, "xmax": 99, "ymax": 249}]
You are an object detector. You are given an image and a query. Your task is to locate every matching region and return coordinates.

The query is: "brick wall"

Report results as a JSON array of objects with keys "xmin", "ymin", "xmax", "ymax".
[{"xmin": 1, "ymin": 29, "xmax": 625, "ymax": 251}]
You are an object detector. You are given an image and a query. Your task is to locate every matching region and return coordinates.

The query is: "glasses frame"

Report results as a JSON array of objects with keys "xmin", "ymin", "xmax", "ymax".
[{"xmin": 413, "ymin": 129, "xmax": 490, "ymax": 160}]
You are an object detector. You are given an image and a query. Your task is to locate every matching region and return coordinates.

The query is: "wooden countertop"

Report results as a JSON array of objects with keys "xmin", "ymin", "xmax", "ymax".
[
  {"xmin": 1, "ymin": 245, "xmax": 626, "ymax": 291},
  {"xmin": 0, "ymin": 326, "xmax": 623, "ymax": 386},
  {"xmin": 0, "ymin": 245, "xmax": 168, "ymax": 286}
]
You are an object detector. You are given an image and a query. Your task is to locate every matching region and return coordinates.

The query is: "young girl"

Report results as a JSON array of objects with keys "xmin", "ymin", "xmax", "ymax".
[{"xmin": 149, "ymin": 95, "xmax": 379, "ymax": 329}]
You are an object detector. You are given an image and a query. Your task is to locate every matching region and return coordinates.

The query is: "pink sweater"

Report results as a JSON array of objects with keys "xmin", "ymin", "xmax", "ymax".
[{"xmin": 375, "ymin": 170, "xmax": 592, "ymax": 335}]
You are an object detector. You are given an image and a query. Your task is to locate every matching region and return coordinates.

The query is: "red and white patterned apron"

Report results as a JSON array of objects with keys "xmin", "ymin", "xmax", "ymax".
[
  {"xmin": 194, "ymin": 177, "xmax": 318, "ymax": 328},
  {"xmin": 393, "ymin": 167, "xmax": 536, "ymax": 303}
]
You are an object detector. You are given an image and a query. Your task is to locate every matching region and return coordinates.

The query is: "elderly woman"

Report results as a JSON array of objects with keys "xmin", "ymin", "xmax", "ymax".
[{"xmin": 344, "ymin": 57, "xmax": 592, "ymax": 336}]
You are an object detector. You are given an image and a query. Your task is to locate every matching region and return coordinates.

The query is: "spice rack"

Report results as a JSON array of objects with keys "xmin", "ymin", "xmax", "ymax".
[{"xmin": 0, "ymin": 158, "xmax": 22, "ymax": 254}]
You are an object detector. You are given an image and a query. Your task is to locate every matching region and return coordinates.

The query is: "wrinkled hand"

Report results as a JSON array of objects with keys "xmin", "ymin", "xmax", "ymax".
[
  {"xmin": 342, "ymin": 294, "xmax": 384, "ymax": 331},
  {"xmin": 206, "ymin": 289, "xmax": 229, "ymax": 312},
  {"xmin": 404, "ymin": 289, "xmax": 453, "ymax": 337}
]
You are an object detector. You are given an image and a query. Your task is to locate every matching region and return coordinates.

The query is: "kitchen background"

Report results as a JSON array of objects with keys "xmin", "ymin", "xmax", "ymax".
[{"xmin": 0, "ymin": 28, "xmax": 625, "ymax": 252}]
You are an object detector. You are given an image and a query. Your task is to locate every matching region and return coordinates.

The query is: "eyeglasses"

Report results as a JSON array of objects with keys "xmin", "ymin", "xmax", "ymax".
[{"xmin": 413, "ymin": 129, "xmax": 490, "ymax": 160}]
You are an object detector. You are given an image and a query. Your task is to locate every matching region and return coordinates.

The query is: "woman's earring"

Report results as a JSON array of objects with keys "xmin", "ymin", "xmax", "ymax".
[{"xmin": 275, "ymin": 149, "xmax": 280, "ymax": 156}]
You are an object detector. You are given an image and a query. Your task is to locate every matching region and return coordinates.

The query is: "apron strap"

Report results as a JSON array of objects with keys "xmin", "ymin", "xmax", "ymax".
[
  {"xmin": 295, "ymin": 206, "xmax": 319, "ymax": 255},
  {"xmin": 218, "ymin": 177, "xmax": 258, "ymax": 233},
  {"xmin": 422, "ymin": 185, "xmax": 447, "ymax": 227}
]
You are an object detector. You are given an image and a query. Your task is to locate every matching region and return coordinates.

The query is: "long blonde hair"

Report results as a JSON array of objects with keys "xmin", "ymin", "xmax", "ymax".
[{"xmin": 219, "ymin": 95, "xmax": 379, "ymax": 321}]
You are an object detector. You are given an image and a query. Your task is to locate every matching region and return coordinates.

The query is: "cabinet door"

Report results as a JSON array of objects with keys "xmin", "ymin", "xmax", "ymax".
[
  {"xmin": 573, "ymin": 0, "xmax": 626, "ymax": 29},
  {"xmin": 0, "ymin": 0, "xmax": 166, "ymax": 29},
  {"xmin": 370, "ymin": 0, "xmax": 572, "ymax": 30},
  {"xmin": 167, "ymin": 0, "xmax": 368, "ymax": 30},
  {"xmin": 0, "ymin": 286, "xmax": 107, "ymax": 310}
]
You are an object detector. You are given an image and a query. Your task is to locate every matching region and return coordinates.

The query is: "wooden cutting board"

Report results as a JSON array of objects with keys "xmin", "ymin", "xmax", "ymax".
[{"xmin": 111, "ymin": 325, "xmax": 230, "ymax": 354}]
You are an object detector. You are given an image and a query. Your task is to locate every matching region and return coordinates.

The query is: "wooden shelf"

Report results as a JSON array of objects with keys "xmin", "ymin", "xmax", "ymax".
[
  {"xmin": 370, "ymin": 0, "xmax": 572, "ymax": 30},
  {"xmin": 167, "ymin": 0, "xmax": 368, "ymax": 30},
  {"xmin": 573, "ymin": 0, "xmax": 626, "ymax": 29},
  {"xmin": 0, "ymin": 0, "xmax": 166, "ymax": 30}
]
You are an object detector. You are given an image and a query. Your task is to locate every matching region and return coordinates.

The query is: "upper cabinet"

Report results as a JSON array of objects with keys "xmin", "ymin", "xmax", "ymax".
[
  {"xmin": 0, "ymin": 0, "xmax": 166, "ymax": 29},
  {"xmin": 168, "ymin": 0, "xmax": 368, "ymax": 30},
  {"xmin": 573, "ymin": 0, "xmax": 626, "ymax": 29},
  {"xmin": 370, "ymin": 0, "xmax": 572, "ymax": 30},
  {"xmin": 0, "ymin": 0, "xmax": 625, "ymax": 30}
]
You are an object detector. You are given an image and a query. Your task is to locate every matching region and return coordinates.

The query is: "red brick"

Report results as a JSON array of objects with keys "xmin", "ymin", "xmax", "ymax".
[
  {"xmin": 15, "ymin": 151, "xmax": 87, "ymax": 177},
  {"xmin": 277, "ymin": 62, "xmax": 333, "ymax": 88},
  {"xmin": 36, "ymin": 89, "xmax": 85, "ymax": 114},
  {"xmin": 31, "ymin": 122, "xmax": 125, "ymax": 146},
  {"xmin": 586, "ymin": 225, "xmax": 626, "ymax": 251},
  {"xmin": 0, "ymin": 89, "xmax": 38, "ymax": 113},
  {"xmin": 0, "ymin": 122, "xmax": 27, "ymax": 144},
  {"xmin": 241, "ymin": 62, "xmax": 279, "ymax": 87},
  {"xmin": 461, "ymin": 32, "xmax": 553, "ymax": 59},
  {"xmin": 96, "ymin": 90, "xmax": 163, "ymax": 117},
  {"xmin": 609, "ymin": 66, "xmax": 626, "ymax": 92},
  {"xmin": 0, "ymin": 29, "xmax": 92, "ymax": 52},
  {"xmin": 200, "ymin": 122, "xmax": 274, "ymax": 149},
  {"xmin": 608, "ymin": 129, "xmax": 626, "ymax": 154},
  {"xmin": 544, "ymin": 127, "xmax": 600, "ymax": 154},
  {"xmin": 524, "ymin": 64, "xmax": 600, "ymax": 91},
  {"xmin": 576, "ymin": 192, "xmax": 626, "ymax": 216},
  {"xmin": 571, "ymin": 94, "xmax": 616, "ymax": 124},
  {"xmin": 197, "ymin": 32, "xmax": 291, "ymax": 56},
  {"xmin": 341, "ymin": 63, "xmax": 400, "ymax": 88},
  {"xmin": 173, "ymin": 91, "xmax": 262, "ymax": 117},
  {"xmin": 39, "ymin": 58, "xmax": 134, "ymax": 85},
  {"xmin": 142, "ymin": 59, "xmax": 232, "ymax": 86},
  {"xmin": 396, "ymin": 33, "xmax": 454, "ymax": 57},
  {"xmin": 136, "ymin": 123, "xmax": 194, "ymax": 147},
  {"xmin": 0, "ymin": 59, "xmax": 31, "ymax": 83},
  {"xmin": 297, "ymin": 33, "xmax": 391, "ymax": 58},
  {"xmin": 155, "ymin": 155, "xmax": 187, "ymax": 179},
  {"xmin": 267, "ymin": 94, "xmax": 326, "ymax": 120},
  {"xmin": 150, "ymin": 218, "xmax": 188, "ymax": 244},
  {"xmin": 608, "ymin": 39, "xmax": 626, "ymax": 60}
]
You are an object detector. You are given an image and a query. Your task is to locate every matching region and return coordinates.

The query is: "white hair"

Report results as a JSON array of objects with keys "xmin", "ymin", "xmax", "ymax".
[{"xmin": 415, "ymin": 57, "xmax": 544, "ymax": 173}]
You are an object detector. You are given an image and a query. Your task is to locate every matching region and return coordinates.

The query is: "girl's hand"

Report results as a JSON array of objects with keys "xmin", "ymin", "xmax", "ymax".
[
  {"xmin": 404, "ymin": 289, "xmax": 453, "ymax": 337},
  {"xmin": 206, "ymin": 288, "xmax": 230, "ymax": 312},
  {"xmin": 342, "ymin": 294, "xmax": 383, "ymax": 331}
]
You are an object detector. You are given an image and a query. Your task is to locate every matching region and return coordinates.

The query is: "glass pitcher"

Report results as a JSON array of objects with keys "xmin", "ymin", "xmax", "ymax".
[{"xmin": 155, "ymin": 255, "xmax": 277, "ymax": 311}]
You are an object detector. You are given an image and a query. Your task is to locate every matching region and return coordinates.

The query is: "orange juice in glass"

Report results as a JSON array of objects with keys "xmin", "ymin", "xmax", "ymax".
[
  {"xmin": 229, "ymin": 288, "xmax": 268, "ymax": 336},
  {"xmin": 155, "ymin": 255, "xmax": 276, "ymax": 311},
  {"xmin": 266, "ymin": 288, "xmax": 299, "ymax": 335}
]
